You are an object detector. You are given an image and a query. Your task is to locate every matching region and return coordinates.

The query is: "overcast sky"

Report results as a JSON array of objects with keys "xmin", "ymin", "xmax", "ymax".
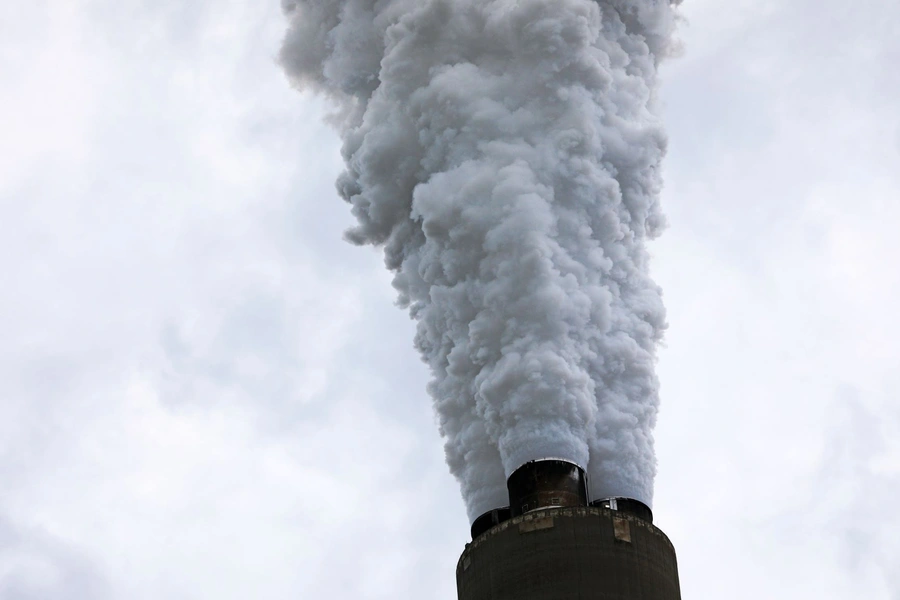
[{"xmin": 2, "ymin": 1, "xmax": 898, "ymax": 598}]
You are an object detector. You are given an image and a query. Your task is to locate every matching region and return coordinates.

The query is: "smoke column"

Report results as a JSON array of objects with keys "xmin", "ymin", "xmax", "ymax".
[{"xmin": 280, "ymin": 0, "xmax": 679, "ymax": 521}]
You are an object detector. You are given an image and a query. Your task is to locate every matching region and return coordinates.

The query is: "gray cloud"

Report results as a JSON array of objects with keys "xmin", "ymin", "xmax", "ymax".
[{"xmin": 0, "ymin": 518, "xmax": 109, "ymax": 600}]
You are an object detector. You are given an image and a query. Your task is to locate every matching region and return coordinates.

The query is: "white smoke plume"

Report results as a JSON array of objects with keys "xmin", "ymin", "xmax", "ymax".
[{"xmin": 280, "ymin": 0, "xmax": 678, "ymax": 521}]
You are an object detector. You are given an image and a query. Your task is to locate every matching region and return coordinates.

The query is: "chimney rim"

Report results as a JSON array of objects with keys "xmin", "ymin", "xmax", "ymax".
[{"xmin": 508, "ymin": 456, "xmax": 585, "ymax": 475}]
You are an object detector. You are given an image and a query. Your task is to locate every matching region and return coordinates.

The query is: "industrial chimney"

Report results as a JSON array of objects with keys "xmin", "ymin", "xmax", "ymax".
[{"xmin": 457, "ymin": 459, "xmax": 681, "ymax": 600}]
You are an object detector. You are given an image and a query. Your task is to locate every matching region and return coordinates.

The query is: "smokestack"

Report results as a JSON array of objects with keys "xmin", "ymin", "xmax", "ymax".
[
  {"xmin": 592, "ymin": 496, "xmax": 655, "ymax": 524},
  {"xmin": 460, "ymin": 460, "xmax": 680, "ymax": 599},
  {"xmin": 469, "ymin": 507, "xmax": 511, "ymax": 541},
  {"xmin": 506, "ymin": 459, "xmax": 588, "ymax": 516}
]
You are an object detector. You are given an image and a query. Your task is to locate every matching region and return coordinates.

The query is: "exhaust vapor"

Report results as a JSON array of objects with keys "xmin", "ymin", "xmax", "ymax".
[{"xmin": 280, "ymin": 0, "xmax": 679, "ymax": 521}]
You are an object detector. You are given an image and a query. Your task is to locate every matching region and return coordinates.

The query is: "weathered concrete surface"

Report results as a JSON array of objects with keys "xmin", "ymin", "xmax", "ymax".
[{"xmin": 457, "ymin": 507, "xmax": 681, "ymax": 600}]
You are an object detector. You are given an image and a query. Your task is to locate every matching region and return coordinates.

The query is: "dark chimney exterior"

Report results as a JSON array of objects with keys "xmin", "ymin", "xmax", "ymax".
[
  {"xmin": 506, "ymin": 459, "xmax": 588, "ymax": 517},
  {"xmin": 457, "ymin": 459, "xmax": 681, "ymax": 600}
]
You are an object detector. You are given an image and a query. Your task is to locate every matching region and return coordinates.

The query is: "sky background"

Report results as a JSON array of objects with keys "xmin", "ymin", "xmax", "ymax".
[{"xmin": 2, "ymin": 0, "xmax": 898, "ymax": 598}]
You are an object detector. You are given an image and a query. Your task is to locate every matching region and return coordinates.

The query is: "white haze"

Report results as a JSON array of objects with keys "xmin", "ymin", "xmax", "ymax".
[{"xmin": 280, "ymin": 0, "xmax": 680, "ymax": 520}]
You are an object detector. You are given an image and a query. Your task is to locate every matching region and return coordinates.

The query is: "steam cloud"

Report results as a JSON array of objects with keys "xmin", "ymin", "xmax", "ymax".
[{"xmin": 281, "ymin": 0, "xmax": 679, "ymax": 521}]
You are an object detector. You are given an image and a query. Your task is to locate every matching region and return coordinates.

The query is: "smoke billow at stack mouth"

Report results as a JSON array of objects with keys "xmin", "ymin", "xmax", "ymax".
[{"xmin": 280, "ymin": 0, "xmax": 679, "ymax": 524}]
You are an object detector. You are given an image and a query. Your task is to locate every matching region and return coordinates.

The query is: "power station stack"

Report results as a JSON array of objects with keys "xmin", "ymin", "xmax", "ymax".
[{"xmin": 457, "ymin": 459, "xmax": 681, "ymax": 600}]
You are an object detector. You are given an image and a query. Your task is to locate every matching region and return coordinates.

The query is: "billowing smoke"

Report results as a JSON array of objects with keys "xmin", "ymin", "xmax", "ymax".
[{"xmin": 280, "ymin": 0, "xmax": 678, "ymax": 521}]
